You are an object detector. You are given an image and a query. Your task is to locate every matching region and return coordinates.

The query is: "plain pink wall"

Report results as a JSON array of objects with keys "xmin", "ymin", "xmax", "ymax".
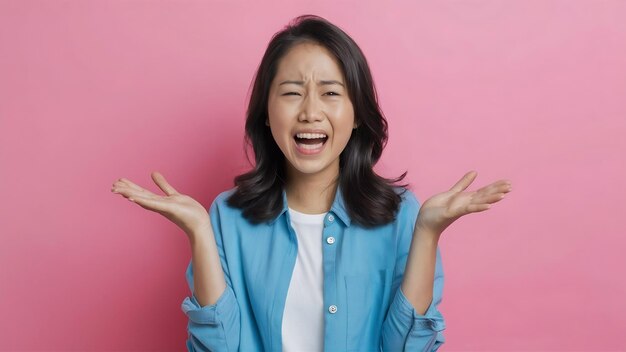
[{"xmin": 1, "ymin": 1, "xmax": 625, "ymax": 350}]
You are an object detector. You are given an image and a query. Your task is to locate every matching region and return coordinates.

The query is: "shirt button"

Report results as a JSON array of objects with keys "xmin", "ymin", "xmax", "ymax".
[
  {"xmin": 326, "ymin": 236, "xmax": 335, "ymax": 244},
  {"xmin": 328, "ymin": 305, "xmax": 337, "ymax": 314},
  {"xmin": 327, "ymin": 214, "xmax": 335, "ymax": 222}
]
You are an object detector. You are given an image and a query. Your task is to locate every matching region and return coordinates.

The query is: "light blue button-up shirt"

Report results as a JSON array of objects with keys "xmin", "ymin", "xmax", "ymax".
[{"xmin": 181, "ymin": 185, "xmax": 446, "ymax": 351}]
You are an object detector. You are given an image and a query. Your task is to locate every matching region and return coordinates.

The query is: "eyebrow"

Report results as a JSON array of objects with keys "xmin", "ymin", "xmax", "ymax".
[{"xmin": 279, "ymin": 80, "xmax": 345, "ymax": 87}]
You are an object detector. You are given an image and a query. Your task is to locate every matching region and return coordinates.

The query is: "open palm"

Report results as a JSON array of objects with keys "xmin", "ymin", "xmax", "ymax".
[
  {"xmin": 415, "ymin": 170, "xmax": 513, "ymax": 235},
  {"xmin": 111, "ymin": 171, "xmax": 210, "ymax": 237}
]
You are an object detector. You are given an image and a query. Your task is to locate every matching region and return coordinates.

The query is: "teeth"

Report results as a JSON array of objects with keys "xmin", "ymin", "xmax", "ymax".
[
  {"xmin": 297, "ymin": 142, "xmax": 324, "ymax": 149},
  {"xmin": 296, "ymin": 133, "xmax": 327, "ymax": 139}
]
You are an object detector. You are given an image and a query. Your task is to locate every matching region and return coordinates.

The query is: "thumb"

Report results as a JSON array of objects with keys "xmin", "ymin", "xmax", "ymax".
[
  {"xmin": 151, "ymin": 171, "xmax": 180, "ymax": 196},
  {"xmin": 449, "ymin": 170, "xmax": 477, "ymax": 193}
]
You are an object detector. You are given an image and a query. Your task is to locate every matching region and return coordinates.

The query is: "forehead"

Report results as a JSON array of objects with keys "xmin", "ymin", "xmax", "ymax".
[{"xmin": 274, "ymin": 42, "xmax": 344, "ymax": 80}]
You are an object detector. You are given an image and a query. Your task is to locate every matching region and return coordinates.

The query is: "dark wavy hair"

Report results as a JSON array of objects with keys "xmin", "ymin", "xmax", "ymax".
[{"xmin": 226, "ymin": 14, "xmax": 408, "ymax": 228}]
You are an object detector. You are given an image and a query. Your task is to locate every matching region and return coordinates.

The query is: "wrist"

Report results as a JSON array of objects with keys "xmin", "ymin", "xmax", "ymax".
[
  {"xmin": 188, "ymin": 224, "xmax": 213, "ymax": 246},
  {"xmin": 414, "ymin": 223, "xmax": 442, "ymax": 242}
]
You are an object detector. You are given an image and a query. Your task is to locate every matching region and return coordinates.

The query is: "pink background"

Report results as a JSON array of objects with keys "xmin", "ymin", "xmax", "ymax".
[{"xmin": 1, "ymin": 1, "xmax": 625, "ymax": 350}]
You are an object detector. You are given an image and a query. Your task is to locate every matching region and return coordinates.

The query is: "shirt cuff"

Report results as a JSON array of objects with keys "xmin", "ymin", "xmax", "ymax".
[
  {"xmin": 181, "ymin": 284, "xmax": 237, "ymax": 325},
  {"xmin": 396, "ymin": 286, "xmax": 446, "ymax": 332}
]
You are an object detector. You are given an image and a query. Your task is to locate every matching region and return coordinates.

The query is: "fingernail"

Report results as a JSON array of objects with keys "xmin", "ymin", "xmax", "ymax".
[{"xmin": 129, "ymin": 198, "xmax": 135, "ymax": 202}]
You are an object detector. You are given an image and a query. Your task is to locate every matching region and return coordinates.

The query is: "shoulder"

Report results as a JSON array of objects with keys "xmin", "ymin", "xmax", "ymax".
[
  {"xmin": 208, "ymin": 186, "xmax": 240, "ymax": 216},
  {"xmin": 214, "ymin": 186, "xmax": 238, "ymax": 205},
  {"xmin": 393, "ymin": 186, "xmax": 421, "ymax": 222},
  {"xmin": 394, "ymin": 187, "xmax": 421, "ymax": 213}
]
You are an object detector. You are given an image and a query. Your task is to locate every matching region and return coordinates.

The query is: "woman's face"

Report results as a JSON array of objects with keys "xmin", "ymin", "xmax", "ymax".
[{"xmin": 267, "ymin": 42, "xmax": 356, "ymax": 182}]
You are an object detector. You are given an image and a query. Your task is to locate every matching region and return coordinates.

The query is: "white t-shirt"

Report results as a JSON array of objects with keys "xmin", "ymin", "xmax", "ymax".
[{"xmin": 281, "ymin": 207, "xmax": 327, "ymax": 352}]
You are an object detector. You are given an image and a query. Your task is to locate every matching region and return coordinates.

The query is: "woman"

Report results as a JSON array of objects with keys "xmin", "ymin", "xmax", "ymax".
[{"xmin": 111, "ymin": 14, "xmax": 512, "ymax": 351}]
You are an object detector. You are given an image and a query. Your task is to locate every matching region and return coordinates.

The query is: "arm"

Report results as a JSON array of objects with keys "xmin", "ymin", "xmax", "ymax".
[
  {"xmin": 401, "ymin": 226, "xmax": 440, "ymax": 317},
  {"xmin": 190, "ymin": 228, "xmax": 226, "ymax": 307},
  {"xmin": 382, "ymin": 171, "xmax": 510, "ymax": 351},
  {"xmin": 181, "ymin": 198, "xmax": 241, "ymax": 351},
  {"xmin": 400, "ymin": 227, "xmax": 446, "ymax": 351},
  {"xmin": 381, "ymin": 193, "xmax": 446, "ymax": 352}
]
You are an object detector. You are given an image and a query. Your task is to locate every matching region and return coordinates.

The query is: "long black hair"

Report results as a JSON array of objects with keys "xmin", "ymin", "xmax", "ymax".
[{"xmin": 227, "ymin": 14, "xmax": 408, "ymax": 228}]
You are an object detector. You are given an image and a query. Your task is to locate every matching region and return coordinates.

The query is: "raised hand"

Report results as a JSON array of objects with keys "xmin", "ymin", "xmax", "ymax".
[
  {"xmin": 110, "ymin": 171, "xmax": 211, "ymax": 238},
  {"xmin": 415, "ymin": 170, "xmax": 512, "ymax": 235}
]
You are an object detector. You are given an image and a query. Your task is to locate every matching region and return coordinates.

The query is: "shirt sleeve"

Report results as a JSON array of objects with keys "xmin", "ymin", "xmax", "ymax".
[
  {"xmin": 380, "ymin": 191, "xmax": 446, "ymax": 351},
  {"xmin": 180, "ymin": 195, "xmax": 241, "ymax": 352}
]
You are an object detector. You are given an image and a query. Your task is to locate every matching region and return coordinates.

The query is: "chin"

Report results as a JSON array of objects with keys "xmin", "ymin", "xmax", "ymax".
[
  {"xmin": 287, "ymin": 155, "xmax": 339, "ymax": 176},
  {"xmin": 290, "ymin": 163, "xmax": 327, "ymax": 175}
]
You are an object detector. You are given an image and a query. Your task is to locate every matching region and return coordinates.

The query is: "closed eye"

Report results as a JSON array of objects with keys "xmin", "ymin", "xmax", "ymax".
[{"xmin": 281, "ymin": 92, "xmax": 340, "ymax": 96}]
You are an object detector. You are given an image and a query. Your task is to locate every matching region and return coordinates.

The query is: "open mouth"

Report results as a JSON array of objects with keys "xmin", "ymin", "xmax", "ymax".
[{"xmin": 293, "ymin": 133, "xmax": 328, "ymax": 154}]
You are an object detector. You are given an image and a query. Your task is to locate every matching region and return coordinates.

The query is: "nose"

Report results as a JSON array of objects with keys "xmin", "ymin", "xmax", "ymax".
[{"xmin": 298, "ymin": 93, "xmax": 324, "ymax": 123}]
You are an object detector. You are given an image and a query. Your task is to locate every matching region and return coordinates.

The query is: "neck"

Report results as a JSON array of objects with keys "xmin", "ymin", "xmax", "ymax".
[{"xmin": 285, "ymin": 162, "xmax": 339, "ymax": 214}]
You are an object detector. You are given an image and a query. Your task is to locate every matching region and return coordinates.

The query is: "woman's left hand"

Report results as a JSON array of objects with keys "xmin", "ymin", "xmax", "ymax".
[{"xmin": 415, "ymin": 170, "xmax": 512, "ymax": 236}]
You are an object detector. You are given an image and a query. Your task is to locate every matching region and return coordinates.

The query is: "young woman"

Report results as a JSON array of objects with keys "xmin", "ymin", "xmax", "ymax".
[{"xmin": 111, "ymin": 15, "xmax": 512, "ymax": 351}]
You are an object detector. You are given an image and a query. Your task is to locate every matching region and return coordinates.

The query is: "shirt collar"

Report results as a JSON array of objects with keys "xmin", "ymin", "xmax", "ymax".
[{"xmin": 268, "ymin": 183, "xmax": 351, "ymax": 227}]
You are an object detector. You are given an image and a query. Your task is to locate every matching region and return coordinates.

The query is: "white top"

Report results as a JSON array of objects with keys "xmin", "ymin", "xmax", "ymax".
[{"xmin": 281, "ymin": 207, "xmax": 327, "ymax": 352}]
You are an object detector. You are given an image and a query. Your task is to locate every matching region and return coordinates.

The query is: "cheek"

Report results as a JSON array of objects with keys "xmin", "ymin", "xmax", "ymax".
[
  {"xmin": 335, "ymin": 127, "xmax": 353, "ymax": 149},
  {"xmin": 267, "ymin": 103, "xmax": 289, "ymax": 141},
  {"xmin": 333, "ymin": 109, "xmax": 355, "ymax": 145},
  {"xmin": 268, "ymin": 118, "xmax": 292, "ymax": 152}
]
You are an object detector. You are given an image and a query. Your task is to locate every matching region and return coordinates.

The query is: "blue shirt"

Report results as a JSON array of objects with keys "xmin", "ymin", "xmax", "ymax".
[{"xmin": 181, "ymin": 185, "xmax": 446, "ymax": 351}]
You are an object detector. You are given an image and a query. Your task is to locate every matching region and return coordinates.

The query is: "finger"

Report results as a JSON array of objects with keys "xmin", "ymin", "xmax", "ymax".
[
  {"xmin": 475, "ymin": 180, "xmax": 512, "ymax": 195},
  {"xmin": 117, "ymin": 178, "xmax": 147, "ymax": 192},
  {"xmin": 493, "ymin": 180, "xmax": 512, "ymax": 191},
  {"xmin": 449, "ymin": 170, "xmax": 477, "ymax": 193},
  {"xmin": 500, "ymin": 183, "xmax": 513, "ymax": 193},
  {"xmin": 492, "ymin": 180, "xmax": 512, "ymax": 189},
  {"xmin": 151, "ymin": 171, "xmax": 180, "ymax": 196},
  {"xmin": 126, "ymin": 193, "xmax": 169, "ymax": 212},
  {"xmin": 467, "ymin": 203, "xmax": 491, "ymax": 213},
  {"xmin": 111, "ymin": 185, "xmax": 142, "ymax": 199},
  {"xmin": 473, "ymin": 192, "xmax": 506, "ymax": 204},
  {"xmin": 112, "ymin": 185, "xmax": 160, "ymax": 202},
  {"xmin": 113, "ymin": 178, "xmax": 159, "ymax": 197}
]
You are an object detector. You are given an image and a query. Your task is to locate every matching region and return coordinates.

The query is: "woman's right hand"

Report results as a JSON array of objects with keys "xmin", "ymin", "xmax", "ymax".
[{"xmin": 110, "ymin": 171, "xmax": 211, "ymax": 240}]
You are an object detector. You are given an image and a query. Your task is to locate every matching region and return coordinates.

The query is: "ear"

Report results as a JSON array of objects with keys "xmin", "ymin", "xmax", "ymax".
[
  {"xmin": 265, "ymin": 119, "xmax": 270, "ymax": 127},
  {"xmin": 353, "ymin": 120, "xmax": 359, "ymax": 129}
]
